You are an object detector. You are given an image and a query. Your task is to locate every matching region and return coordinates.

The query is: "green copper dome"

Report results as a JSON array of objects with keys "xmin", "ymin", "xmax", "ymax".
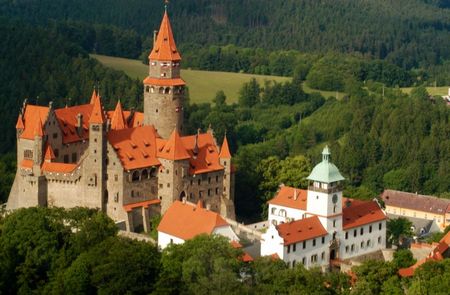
[{"xmin": 307, "ymin": 146, "xmax": 345, "ymax": 183}]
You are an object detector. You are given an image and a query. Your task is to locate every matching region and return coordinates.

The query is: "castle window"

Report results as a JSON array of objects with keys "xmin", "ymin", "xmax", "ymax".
[
  {"xmin": 150, "ymin": 168, "xmax": 157, "ymax": 177},
  {"xmin": 216, "ymin": 175, "xmax": 219, "ymax": 182},
  {"xmin": 345, "ymin": 246, "xmax": 349, "ymax": 253},
  {"xmin": 53, "ymin": 133, "xmax": 57, "ymax": 139},
  {"xmin": 361, "ymin": 241, "xmax": 364, "ymax": 249},
  {"xmin": 367, "ymin": 240, "xmax": 371, "ymax": 247},
  {"xmin": 166, "ymin": 169, "xmax": 169, "ymax": 174},
  {"xmin": 167, "ymin": 183, "xmax": 170, "ymax": 188},
  {"xmin": 159, "ymin": 87, "xmax": 164, "ymax": 94},
  {"xmin": 333, "ymin": 220, "xmax": 336, "ymax": 227},
  {"xmin": 208, "ymin": 189, "xmax": 211, "ymax": 196},
  {"xmin": 223, "ymin": 161, "xmax": 227, "ymax": 166},
  {"xmin": 322, "ymin": 236, "xmax": 325, "ymax": 244},
  {"xmin": 303, "ymin": 241, "xmax": 306, "ymax": 249},
  {"xmin": 351, "ymin": 244, "xmax": 355, "ymax": 252},
  {"xmin": 215, "ymin": 187, "xmax": 219, "ymax": 195},
  {"xmin": 369, "ymin": 225, "xmax": 372, "ymax": 233},
  {"xmin": 198, "ymin": 179, "xmax": 201, "ymax": 185},
  {"xmin": 360, "ymin": 228, "xmax": 364, "ymax": 235},
  {"xmin": 71, "ymin": 153, "xmax": 77, "ymax": 163},
  {"xmin": 24, "ymin": 149, "xmax": 33, "ymax": 159},
  {"xmin": 313, "ymin": 239, "xmax": 316, "ymax": 246},
  {"xmin": 378, "ymin": 236, "xmax": 382, "ymax": 244},
  {"xmin": 132, "ymin": 171, "xmax": 140, "ymax": 182},
  {"xmin": 321, "ymin": 252, "xmax": 325, "ymax": 260},
  {"xmin": 345, "ymin": 232, "xmax": 348, "ymax": 239},
  {"xmin": 141, "ymin": 169, "xmax": 149, "ymax": 179},
  {"xmin": 208, "ymin": 177, "xmax": 211, "ymax": 184},
  {"xmin": 354, "ymin": 229, "xmax": 357, "ymax": 237},
  {"xmin": 379, "ymin": 223, "xmax": 382, "ymax": 230},
  {"xmin": 146, "ymin": 86, "xmax": 150, "ymax": 93},
  {"xmin": 271, "ymin": 207, "xmax": 276, "ymax": 215},
  {"xmin": 164, "ymin": 87, "xmax": 170, "ymax": 94},
  {"xmin": 156, "ymin": 109, "xmax": 158, "ymax": 113},
  {"xmin": 333, "ymin": 205, "xmax": 336, "ymax": 213},
  {"xmin": 287, "ymin": 245, "xmax": 290, "ymax": 253},
  {"xmin": 293, "ymin": 243, "xmax": 296, "ymax": 252},
  {"xmin": 311, "ymin": 255, "xmax": 317, "ymax": 263},
  {"xmin": 302, "ymin": 257, "xmax": 306, "ymax": 265},
  {"xmin": 115, "ymin": 174, "xmax": 118, "ymax": 182},
  {"xmin": 64, "ymin": 155, "xmax": 69, "ymax": 163},
  {"xmin": 159, "ymin": 184, "xmax": 163, "ymax": 188}
]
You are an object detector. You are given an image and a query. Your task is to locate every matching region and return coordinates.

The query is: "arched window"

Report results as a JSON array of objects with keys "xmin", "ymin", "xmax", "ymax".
[
  {"xmin": 279, "ymin": 209, "xmax": 287, "ymax": 217},
  {"xmin": 132, "ymin": 171, "xmax": 140, "ymax": 182},
  {"xmin": 150, "ymin": 167, "xmax": 157, "ymax": 177},
  {"xmin": 164, "ymin": 87, "xmax": 170, "ymax": 94},
  {"xmin": 159, "ymin": 87, "xmax": 164, "ymax": 94},
  {"xmin": 141, "ymin": 169, "xmax": 149, "ymax": 180},
  {"xmin": 145, "ymin": 86, "xmax": 150, "ymax": 93},
  {"xmin": 150, "ymin": 86, "xmax": 155, "ymax": 93},
  {"xmin": 271, "ymin": 207, "xmax": 277, "ymax": 215}
]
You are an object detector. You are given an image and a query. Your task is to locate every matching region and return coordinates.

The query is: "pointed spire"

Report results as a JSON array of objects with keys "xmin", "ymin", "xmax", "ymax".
[
  {"xmin": 16, "ymin": 114, "xmax": 24, "ymax": 130},
  {"xmin": 44, "ymin": 144, "xmax": 55, "ymax": 162},
  {"xmin": 90, "ymin": 89, "xmax": 98, "ymax": 104},
  {"xmin": 111, "ymin": 100, "xmax": 126, "ymax": 130},
  {"xmin": 34, "ymin": 116, "xmax": 44, "ymax": 137},
  {"xmin": 158, "ymin": 128, "xmax": 190, "ymax": 160},
  {"xmin": 149, "ymin": 10, "xmax": 181, "ymax": 61},
  {"xmin": 219, "ymin": 135, "xmax": 232, "ymax": 158},
  {"xmin": 89, "ymin": 92, "xmax": 106, "ymax": 124}
]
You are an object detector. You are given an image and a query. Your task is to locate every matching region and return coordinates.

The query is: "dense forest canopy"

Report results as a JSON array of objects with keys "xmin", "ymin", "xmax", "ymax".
[{"xmin": 1, "ymin": 0, "xmax": 449, "ymax": 69}]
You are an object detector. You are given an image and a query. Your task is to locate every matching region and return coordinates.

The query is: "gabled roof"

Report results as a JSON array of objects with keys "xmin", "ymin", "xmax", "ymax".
[
  {"xmin": 268, "ymin": 186, "xmax": 307, "ymax": 211},
  {"xmin": 307, "ymin": 146, "xmax": 345, "ymax": 183},
  {"xmin": 89, "ymin": 92, "xmax": 105, "ymax": 124},
  {"xmin": 108, "ymin": 125, "xmax": 161, "ymax": 170},
  {"xmin": 276, "ymin": 216, "xmax": 328, "ymax": 245},
  {"xmin": 157, "ymin": 201, "xmax": 229, "ymax": 240},
  {"xmin": 180, "ymin": 132, "xmax": 224, "ymax": 174},
  {"xmin": 158, "ymin": 128, "xmax": 191, "ymax": 161},
  {"xmin": 54, "ymin": 104, "xmax": 92, "ymax": 144},
  {"xmin": 16, "ymin": 114, "xmax": 24, "ymax": 129},
  {"xmin": 219, "ymin": 135, "xmax": 232, "ymax": 158},
  {"xmin": 149, "ymin": 11, "xmax": 181, "ymax": 61},
  {"xmin": 44, "ymin": 145, "xmax": 55, "ymax": 161},
  {"xmin": 20, "ymin": 105, "xmax": 49, "ymax": 140},
  {"xmin": 342, "ymin": 200, "xmax": 386, "ymax": 229},
  {"xmin": 381, "ymin": 189, "xmax": 450, "ymax": 215},
  {"xmin": 110, "ymin": 101, "xmax": 126, "ymax": 130}
]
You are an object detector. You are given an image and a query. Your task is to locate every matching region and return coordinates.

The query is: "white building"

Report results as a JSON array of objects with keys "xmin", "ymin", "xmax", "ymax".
[
  {"xmin": 261, "ymin": 146, "xmax": 387, "ymax": 269},
  {"xmin": 157, "ymin": 200, "xmax": 239, "ymax": 249}
]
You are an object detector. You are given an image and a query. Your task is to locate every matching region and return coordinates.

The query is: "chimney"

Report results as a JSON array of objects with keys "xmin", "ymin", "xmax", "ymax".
[
  {"xmin": 153, "ymin": 30, "xmax": 158, "ymax": 48},
  {"xmin": 294, "ymin": 189, "xmax": 298, "ymax": 200},
  {"xmin": 206, "ymin": 203, "xmax": 211, "ymax": 211},
  {"xmin": 76, "ymin": 113, "xmax": 83, "ymax": 135}
]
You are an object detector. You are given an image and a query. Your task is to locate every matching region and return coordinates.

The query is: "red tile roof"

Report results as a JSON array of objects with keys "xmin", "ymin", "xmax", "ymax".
[
  {"xmin": 20, "ymin": 159, "xmax": 33, "ymax": 169},
  {"xmin": 157, "ymin": 201, "xmax": 229, "ymax": 240},
  {"xmin": 158, "ymin": 129, "xmax": 191, "ymax": 161},
  {"xmin": 41, "ymin": 162, "xmax": 77, "ymax": 173},
  {"xmin": 149, "ymin": 11, "xmax": 181, "ymax": 61},
  {"xmin": 277, "ymin": 216, "xmax": 328, "ymax": 245},
  {"xmin": 180, "ymin": 133, "xmax": 224, "ymax": 174},
  {"xmin": 16, "ymin": 114, "xmax": 24, "ymax": 129},
  {"xmin": 44, "ymin": 145, "xmax": 55, "ymax": 161},
  {"xmin": 20, "ymin": 105, "xmax": 49, "ymax": 140},
  {"xmin": 230, "ymin": 241, "xmax": 254, "ymax": 262},
  {"xmin": 143, "ymin": 77, "xmax": 186, "ymax": 86},
  {"xmin": 219, "ymin": 136, "xmax": 232, "ymax": 158},
  {"xmin": 123, "ymin": 199, "xmax": 161, "ymax": 212},
  {"xmin": 110, "ymin": 101, "xmax": 126, "ymax": 130},
  {"xmin": 108, "ymin": 125, "xmax": 161, "ymax": 170},
  {"xmin": 342, "ymin": 200, "xmax": 386, "ymax": 229},
  {"xmin": 54, "ymin": 104, "xmax": 92, "ymax": 144},
  {"xmin": 381, "ymin": 189, "xmax": 450, "ymax": 215},
  {"xmin": 268, "ymin": 186, "xmax": 308, "ymax": 210},
  {"xmin": 89, "ymin": 92, "xmax": 106, "ymax": 124}
]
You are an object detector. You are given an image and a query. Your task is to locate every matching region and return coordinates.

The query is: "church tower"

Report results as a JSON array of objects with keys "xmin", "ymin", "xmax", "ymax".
[
  {"xmin": 306, "ymin": 146, "xmax": 345, "ymax": 232},
  {"xmin": 143, "ymin": 6, "xmax": 185, "ymax": 139}
]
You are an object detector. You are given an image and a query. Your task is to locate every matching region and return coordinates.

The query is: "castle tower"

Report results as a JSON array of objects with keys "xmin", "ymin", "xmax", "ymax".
[
  {"xmin": 306, "ymin": 146, "xmax": 345, "ymax": 232},
  {"xmin": 157, "ymin": 128, "xmax": 190, "ymax": 213},
  {"xmin": 143, "ymin": 7, "xmax": 185, "ymax": 138},
  {"xmin": 219, "ymin": 135, "xmax": 236, "ymax": 219},
  {"xmin": 83, "ymin": 94, "xmax": 107, "ymax": 211}
]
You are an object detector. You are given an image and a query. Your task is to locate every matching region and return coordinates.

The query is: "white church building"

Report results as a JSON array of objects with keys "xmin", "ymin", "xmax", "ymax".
[{"xmin": 261, "ymin": 147, "xmax": 387, "ymax": 269}]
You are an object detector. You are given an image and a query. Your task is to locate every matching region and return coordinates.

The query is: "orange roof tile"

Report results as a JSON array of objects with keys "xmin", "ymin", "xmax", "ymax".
[
  {"xmin": 219, "ymin": 135, "xmax": 232, "ymax": 158},
  {"xmin": 44, "ymin": 145, "xmax": 55, "ymax": 161},
  {"xmin": 149, "ymin": 11, "xmax": 181, "ymax": 61},
  {"xmin": 20, "ymin": 105, "xmax": 49, "ymax": 140},
  {"xmin": 16, "ymin": 114, "xmax": 24, "ymax": 129},
  {"xmin": 277, "ymin": 216, "xmax": 328, "ymax": 245},
  {"xmin": 157, "ymin": 200, "xmax": 229, "ymax": 240},
  {"xmin": 143, "ymin": 77, "xmax": 185, "ymax": 86},
  {"xmin": 158, "ymin": 128, "xmax": 191, "ymax": 161},
  {"xmin": 181, "ymin": 133, "xmax": 224, "ymax": 174},
  {"xmin": 123, "ymin": 199, "xmax": 161, "ymax": 212},
  {"xmin": 110, "ymin": 101, "xmax": 126, "ymax": 130},
  {"xmin": 34, "ymin": 116, "xmax": 44, "ymax": 137},
  {"xmin": 89, "ymin": 92, "xmax": 106, "ymax": 124},
  {"xmin": 342, "ymin": 200, "xmax": 386, "ymax": 229},
  {"xmin": 108, "ymin": 125, "xmax": 161, "ymax": 170},
  {"xmin": 54, "ymin": 104, "xmax": 93, "ymax": 144},
  {"xmin": 440, "ymin": 230, "xmax": 450, "ymax": 245},
  {"xmin": 20, "ymin": 159, "xmax": 33, "ymax": 169},
  {"xmin": 41, "ymin": 162, "xmax": 77, "ymax": 173},
  {"xmin": 268, "ymin": 187, "xmax": 308, "ymax": 210},
  {"xmin": 230, "ymin": 241, "xmax": 254, "ymax": 262}
]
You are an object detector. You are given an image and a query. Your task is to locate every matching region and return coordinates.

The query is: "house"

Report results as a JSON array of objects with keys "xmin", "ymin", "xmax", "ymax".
[
  {"xmin": 157, "ymin": 200, "xmax": 239, "ymax": 249},
  {"xmin": 261, "ymin": 147, "xmax": 387, "ymax": 269},
  {"xmin": 381, "ymin": 189, "xmax": 450, "ymax": 230}
]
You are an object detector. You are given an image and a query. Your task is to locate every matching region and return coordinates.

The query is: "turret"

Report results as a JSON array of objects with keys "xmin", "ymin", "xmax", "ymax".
[
  {"xmin": 143, "ymin": 6, "xmax": 185, "ymax": 138},
  {"xmin": 32, "ymin": 116, "xmax": 45, "ymax": 175},
  {"xmin": 219, "ymin": 135, "xmax": 236, "ymax": 219}
]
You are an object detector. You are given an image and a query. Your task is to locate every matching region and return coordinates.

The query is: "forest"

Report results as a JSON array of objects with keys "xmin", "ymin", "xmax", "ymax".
[{"xmin": 1, "ymin": 207, "xmax": 449, "ymax": 294}]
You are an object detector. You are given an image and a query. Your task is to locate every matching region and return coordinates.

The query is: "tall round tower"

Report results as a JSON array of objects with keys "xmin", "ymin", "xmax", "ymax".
[{"xmin": 143, "ymin": 8, "xmax": 185, "ymax": 139}]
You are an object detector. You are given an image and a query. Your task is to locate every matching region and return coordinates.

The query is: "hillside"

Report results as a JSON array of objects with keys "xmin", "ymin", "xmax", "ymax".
[{"xmin": 1, "ymin": 0, "xmax": 449, "ymax": 69}]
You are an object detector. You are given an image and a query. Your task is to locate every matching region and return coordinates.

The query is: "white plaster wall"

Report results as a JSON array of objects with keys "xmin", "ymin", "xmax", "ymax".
[
  {"xmin": 158, "ymin": 231, "xmax": 185, "ymax": 250},
  {"xmin": 268, "ymin": 204, "xmax": 306, "ymax": 225},
  {"xmin": 261, "ymin": 225, "xmax": 285, "ymax": 259},
  {"xmin": 283, "ymin": 236, "xmax": 330, "ymax": 269},
  {"xmin": 213, "ymin": 225, "xmax": 239, "ymax": 241},
  {"xmin": 340, "ymin": 220, "xmax": 386, "ymax": 260}
]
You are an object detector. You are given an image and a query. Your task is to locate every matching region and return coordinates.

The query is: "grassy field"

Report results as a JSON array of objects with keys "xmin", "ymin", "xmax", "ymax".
[
  {"xmin": 91, "ymin": 54, "xmax": 346, "ymax": 103},
  {"xmin": 401, "ymin": 86, "xmax": 449, "ymax": 97}
]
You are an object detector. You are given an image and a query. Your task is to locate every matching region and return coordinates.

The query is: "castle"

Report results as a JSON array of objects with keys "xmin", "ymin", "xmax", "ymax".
[{"xmin": 7, "ymin": 9, "xmax": 236, "ymax": 232}]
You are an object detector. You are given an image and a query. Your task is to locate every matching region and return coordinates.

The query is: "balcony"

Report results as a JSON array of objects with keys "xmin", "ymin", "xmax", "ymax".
[{"xmin": 308, "ymin": 185, "xmax": 342, "ymax": 194}]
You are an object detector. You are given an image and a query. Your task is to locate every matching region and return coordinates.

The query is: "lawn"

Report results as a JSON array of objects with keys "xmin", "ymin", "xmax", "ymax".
[
  {"xmin": 91, "ymin": 54, "xmax": 346, "ymax": 103},
  {"xmin": 401, "ymin": 86, "xmax": 450, "ymax": 97}
]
